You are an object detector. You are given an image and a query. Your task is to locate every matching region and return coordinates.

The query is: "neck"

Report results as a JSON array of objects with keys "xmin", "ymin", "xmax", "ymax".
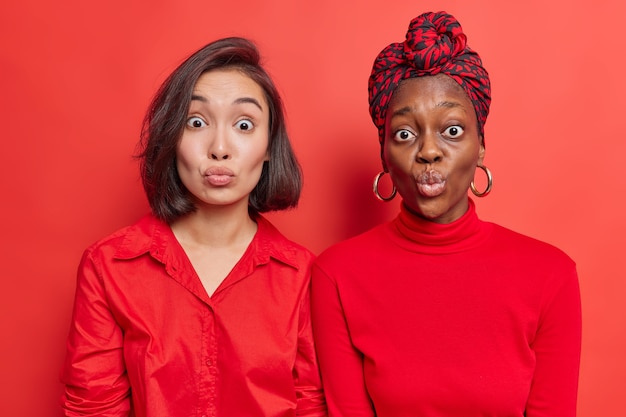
[
  {"xmin": 170, "ymin": 202, "xmax": 257, "ymax": 248},
  {"xmin": 391, "ymin": 198, "xmax": 487, "ymax": 254}
]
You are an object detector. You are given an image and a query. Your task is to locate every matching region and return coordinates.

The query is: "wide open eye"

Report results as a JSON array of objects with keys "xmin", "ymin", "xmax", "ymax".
[
  {"xmin": 235, "ymin": 119, "xmax": 254, "ymax": 131},
  {"xmin": 393, "ymin": 129, "xmax": 415, "ymax": 142},
  {"xmin": 443, "ymin": 125, "xmax": 464, "ymax": 139},
  {"xmin": 186, "ymin": 116, "xmax": 207, "ymax": 128}
]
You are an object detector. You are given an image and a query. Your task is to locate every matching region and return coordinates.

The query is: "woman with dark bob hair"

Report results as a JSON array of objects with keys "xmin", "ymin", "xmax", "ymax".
[
  {"xmin": 61, "ymin": 37, "xmax": 327, "ymax": 417},
  {"xmin": 310, "ymin": 11, "xmax": 581, "ymax": 417}
]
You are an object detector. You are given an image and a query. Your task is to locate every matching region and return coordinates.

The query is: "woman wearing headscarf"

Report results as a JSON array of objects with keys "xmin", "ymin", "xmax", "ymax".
[{"xmin": 310, "ymin": 11, "xmax": 581, "ymax": 417}]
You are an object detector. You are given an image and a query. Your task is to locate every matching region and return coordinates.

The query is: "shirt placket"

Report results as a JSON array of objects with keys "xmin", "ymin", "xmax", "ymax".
[{"xmin": 196, "ymin": 301, "xmax": 218, "ymax": 417}]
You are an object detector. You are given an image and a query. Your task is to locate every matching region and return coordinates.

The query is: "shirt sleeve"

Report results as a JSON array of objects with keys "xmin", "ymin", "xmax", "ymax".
[
  {"xmin": 60, "ymin": 249, "xmax": 131, "ymax": 416},
  {"xmin": 310, "ymin": 264, "xmax": 375, "ymax": 417},
  {"xmin": 293, "ymin": 277, "xmax": 328, "ymax": 417},
  {"xmin": 526, "ymin": 261, "xmax": 582, "ymax": 417}
]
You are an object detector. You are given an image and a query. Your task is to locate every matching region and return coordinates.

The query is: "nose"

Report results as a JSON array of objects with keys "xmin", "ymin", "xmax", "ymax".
[
  {"xmin": 208, "ymin": 127, "xmax": 232, "ymax": 160},
  {"xmin": 417, "ymin": 132, "xmax": 443, "ymax": 164}
]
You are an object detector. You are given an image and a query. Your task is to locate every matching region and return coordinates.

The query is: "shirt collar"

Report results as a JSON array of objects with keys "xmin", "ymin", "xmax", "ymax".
[
  {"xmin": 391, "ymin": 198, "xmax": 491, "ymax": 254},
  {"xmin": 249, "ymin": 214, "xmax": 302, "ymax": 270},
  {"xmin": 112, "ymin": 213, "xmax": 302, "ymax": 270}
]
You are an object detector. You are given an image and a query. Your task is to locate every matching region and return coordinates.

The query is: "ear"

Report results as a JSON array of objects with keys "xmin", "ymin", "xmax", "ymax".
[
  {"xmin": 380, "ymin": 143, "xmax": 388, "ymax": 172},
  {"xmin": 478, "ymin": 136, "xmax": 485, "ymax": 165}
]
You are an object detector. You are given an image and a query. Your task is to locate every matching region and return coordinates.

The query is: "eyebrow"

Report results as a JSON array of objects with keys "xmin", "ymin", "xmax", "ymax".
[
  {"xmin": 436, "ymin": 101, "xmax": 464, "ymax": 110},
  {"xmin": 234, "ymin": 97, "xmax": 264, "ymax": 111},
  {"xmin": 390, "ymin": 106, "xmax": 413, "ymax": 119},
  {"xmin": 191, "ymin": 94, "xmax": 207, "ymax": 102},
  {"xmin": 390, "ymin": 101, "xmax": 465, "ymax": 118},
  {"xmin": 190, "ymin": 95, "xmax": 264, "ymax": 111}
]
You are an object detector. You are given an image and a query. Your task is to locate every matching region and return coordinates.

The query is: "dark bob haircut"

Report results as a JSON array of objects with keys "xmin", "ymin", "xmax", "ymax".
[{"xmin": 137, "ymin": 37, "xmax": 302, "ymax": 223}]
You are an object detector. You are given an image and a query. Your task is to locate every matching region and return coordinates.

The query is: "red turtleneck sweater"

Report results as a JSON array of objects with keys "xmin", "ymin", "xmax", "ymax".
[{"xmin": 311, "ymin": 200, "xmax": 581, "ymax": 417}]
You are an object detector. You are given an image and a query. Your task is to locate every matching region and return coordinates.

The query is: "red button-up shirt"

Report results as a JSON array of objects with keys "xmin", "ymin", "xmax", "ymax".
[{"xmin": 61, "ymin": 214, "xmax": 326, "ymax": 417}]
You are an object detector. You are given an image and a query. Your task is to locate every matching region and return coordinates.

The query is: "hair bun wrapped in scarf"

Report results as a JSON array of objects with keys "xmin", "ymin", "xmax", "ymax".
[{"xmin": 368, "ymin": 11, "xmax": 491, "ymax": 143}]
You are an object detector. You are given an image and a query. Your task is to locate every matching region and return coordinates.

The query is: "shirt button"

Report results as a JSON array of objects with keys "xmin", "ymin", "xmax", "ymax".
[{"xmin": 206, "ymin": 360, "xmax": 212, "ymax": 366}]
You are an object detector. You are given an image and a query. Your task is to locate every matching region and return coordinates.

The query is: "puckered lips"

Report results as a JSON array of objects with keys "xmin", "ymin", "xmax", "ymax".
[
  {"xmin": 204, "ymin": 166, "xmax": 234, "ymax": 186},
  {"xmin": 416, "ymin": 170, "xmax": 446, "ymax": 197}
]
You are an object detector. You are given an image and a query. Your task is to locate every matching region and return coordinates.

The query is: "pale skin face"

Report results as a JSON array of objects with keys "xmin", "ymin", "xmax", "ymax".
[
  {"xmin": 383, "ymin": 74, "xmax": 485, "ymax": 224},
  {"xmin": 176, "ymin": 68, "xmax": 270, "ymax": 213}
]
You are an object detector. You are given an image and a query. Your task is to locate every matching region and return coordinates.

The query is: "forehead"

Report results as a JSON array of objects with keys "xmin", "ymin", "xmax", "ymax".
[
  {"xmin": 193, "ymin": 68, "xmax": 266, "ymax": 102},
  {"xmin": 389, "ymin": 74, "xmax": 473, "ymax": 110}
]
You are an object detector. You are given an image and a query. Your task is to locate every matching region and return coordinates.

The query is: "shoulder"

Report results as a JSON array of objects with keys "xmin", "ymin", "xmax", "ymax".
[
  {"xmin": 81, "ymin": 214, "xmax": 160, "ymax": 262},
  {"xmin": 487, "ymin": 224, "xmax": 581, "ymax": 323},
  {"xmin": 488, "ymin": 222, "xmax": 576, "ymax": 270},
  {"xmin": 314, "ymin": 222, "xmax": 391, "ymax": 269}
]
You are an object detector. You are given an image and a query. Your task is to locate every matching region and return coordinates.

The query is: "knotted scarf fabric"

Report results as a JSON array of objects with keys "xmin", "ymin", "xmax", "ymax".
[{"xmin": 368, "ymin": 11, "xmax": 491, "ymax": 142}]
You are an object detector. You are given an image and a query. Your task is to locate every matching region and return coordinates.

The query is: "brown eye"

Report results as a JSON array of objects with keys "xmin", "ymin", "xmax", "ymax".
[
  {"xmin": 186, "ymin": 117, "xmax": 207, "ymax": 128},
  {"xmin": 394, "ymin": 129, "xmax": 415, "ymax": 141},
  {"xmin": 443, "ymin": 125, "xmax": 464, "ymax": 139},
  {"xmin": 235, "ymin": 119, "xmax": 254, "ymax": 131}
]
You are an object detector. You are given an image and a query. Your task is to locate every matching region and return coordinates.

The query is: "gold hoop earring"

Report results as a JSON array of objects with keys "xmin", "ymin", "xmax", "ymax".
[
  {"xmin": 470, "ymin": 165, "xmax": 493, "ymax": 197},
  {"xmin": 373, "ymin": 171, "xmax": 397, "ymax": 202}
]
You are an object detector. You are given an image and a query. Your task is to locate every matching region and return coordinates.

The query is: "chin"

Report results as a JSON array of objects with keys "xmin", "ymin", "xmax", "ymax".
[
  {"xmin": 420, "ymin": 210, "xmax": 448, "ymax": 223},
  {"xmin": 406, "ymin": 198, "xmax": 454, "ymax": 223}
]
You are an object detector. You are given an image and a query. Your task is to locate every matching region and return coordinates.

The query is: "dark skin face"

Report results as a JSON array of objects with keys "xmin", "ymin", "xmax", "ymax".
[{"xmin": 383, "ymin": 74, "xmax": 485, "ymax": 224}]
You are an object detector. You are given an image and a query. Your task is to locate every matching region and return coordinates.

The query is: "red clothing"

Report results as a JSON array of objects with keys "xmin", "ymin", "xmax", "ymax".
[
  {"xmin": 61, "ymin": 214, "xmax": 326, "ymax": 417},
  {"xmin": 311, "ymin": 200, "xmax": 581, "ymax": 417}
]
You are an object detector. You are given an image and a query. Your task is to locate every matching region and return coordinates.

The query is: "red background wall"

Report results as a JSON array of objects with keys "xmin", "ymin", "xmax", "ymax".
[{"xmin": 1, "ymin": 0, "xmax": 624, "ymax": 415}]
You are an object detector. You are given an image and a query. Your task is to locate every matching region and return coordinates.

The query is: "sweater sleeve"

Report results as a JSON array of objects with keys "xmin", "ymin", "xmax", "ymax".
[
  {"xmin": 310, "ymin": 263, "xmax": 375, "ymax": 417},
  {"xmin": 294, "ymin": 278, "xmax": 328, "ymax": 417},
  {"xmin": 526, "ymin": 260, "xmax": 582, "ymax": 417},
  {"xmin": 60, "ymin": 250, "xmax": 131, "ymax": 416}
]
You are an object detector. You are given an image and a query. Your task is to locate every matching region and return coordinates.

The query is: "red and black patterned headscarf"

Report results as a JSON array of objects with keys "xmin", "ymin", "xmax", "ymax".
[{"xmin": 368, "ymin": 11, "xmax": 491, "ymax": 143}]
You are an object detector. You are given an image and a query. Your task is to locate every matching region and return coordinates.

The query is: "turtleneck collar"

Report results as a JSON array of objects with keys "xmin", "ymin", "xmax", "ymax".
[{"xmin": 389, "ymin": 198, "xmax": 492, "ymax": 254}]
